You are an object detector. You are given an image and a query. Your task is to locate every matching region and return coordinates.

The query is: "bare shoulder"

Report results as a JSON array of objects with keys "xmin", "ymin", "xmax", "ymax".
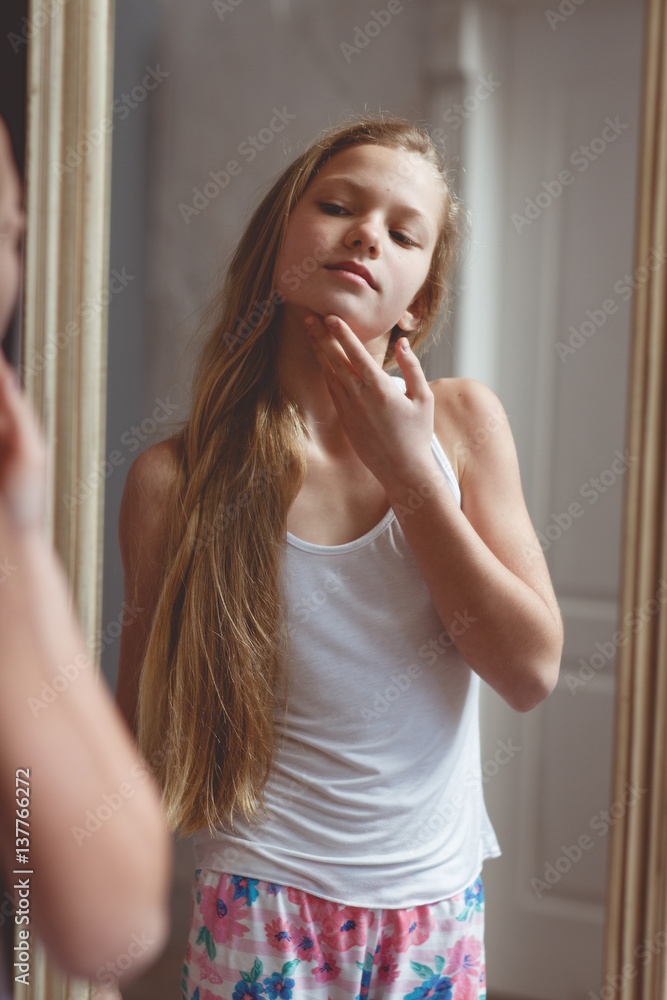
[
  {"xmin": 428, "ymin": 377, "xmax": 508, "ymax": 490},
  {"xmin": 429, "ymin": 377, "xmax": 562, "ymax": 630},
  {"xmin": 118, "ymin": 436, "xmax": 183, "ymax": 573},
  {"xmin": 116, "ymin": 436, "xmax": 183, "ymax": 732}
]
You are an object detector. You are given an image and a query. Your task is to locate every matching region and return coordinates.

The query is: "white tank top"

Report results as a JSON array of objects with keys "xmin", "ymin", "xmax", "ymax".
[{"xmin": 192, "ymin": 375, "xmax": 501, "ymax": 907}]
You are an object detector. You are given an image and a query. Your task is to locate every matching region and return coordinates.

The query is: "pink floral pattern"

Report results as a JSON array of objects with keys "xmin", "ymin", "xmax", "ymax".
[
  {"xmin": 199, "ymin": 989, "xmax": 224, "ymax": 1000},
  {"xmin": 385, "ymin": 903, "xmax": 436, "ymax": 952},
  {"xmin": 320, "ymin": 905, "xmax": 372, "ymax": 952},
  {"xmin": 445, "ymin": 936, "xmax": 482, "ymax": 978},
  {"xmin": 199, "ymin": 882, "xmax": 250, "ymax": 944},
  {"xmin": 292, "ymin": 925, "xmax": 319, "ymax": 961},
  {"xmin": 195, "ymin": 951, "xmax": 225, "ymax": 985},
  {"xmin": 376, "ymin": 935, "xmax": 401, "ymax": 984},
  {"xmin": 265, "ymin": 918, "xmax": 295, "ymax": 952},
  {"xmin": 181, "ymin": 870, "xmax": 487, "ymax": 999},
  {"xmin": 298, "ymin": 892, "xmax": 338, "ymax": 926},
  {"xmin": 312, "ymin": 951, "xmax": 341, "ymax": 984},
  {"xmin": 445, "ymin": 936, "xmax": 483, "ymax": 1000}
]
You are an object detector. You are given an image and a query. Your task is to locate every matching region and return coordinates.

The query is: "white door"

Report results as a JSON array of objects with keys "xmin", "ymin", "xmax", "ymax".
[
  {"xmin": 480, "ymin": 4, "xmax": 644, "ymax": 998},
  {"xmin": 424, "ymin": 2, "xmax": 647, "ymax": 997}
]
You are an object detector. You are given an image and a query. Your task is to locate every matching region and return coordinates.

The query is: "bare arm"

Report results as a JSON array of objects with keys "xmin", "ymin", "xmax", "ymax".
[
  {"xmin": 0, "ymin": 356, "xmax": 173, "ymax": 985},
  {"xmin": 386, "ymin": 377, "xmax": 563, "ymax": 712}
]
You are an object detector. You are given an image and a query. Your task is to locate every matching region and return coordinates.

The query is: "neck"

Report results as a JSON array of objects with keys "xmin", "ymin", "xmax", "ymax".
[{"xmin": 274, "ymin": 305, "xmax": 391, "ymax": 457}]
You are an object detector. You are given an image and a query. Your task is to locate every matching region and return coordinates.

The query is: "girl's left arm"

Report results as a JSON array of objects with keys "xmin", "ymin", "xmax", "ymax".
[{"xmin": 387, "ymin": 376, "xmax": 563, "ymax": 713}]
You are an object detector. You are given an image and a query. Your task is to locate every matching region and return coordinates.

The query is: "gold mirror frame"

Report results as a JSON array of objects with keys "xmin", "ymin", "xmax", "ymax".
[
  {"xmin": 603, "ymin": 0, "xmax": 667, "ymax": 997},
  {"xmin": 16, "ymin": 0, "xmax": 115, "ymax": 998},
  {"xmin": 15, "ymin": 0, "xmax": 666, "ymax": 997}
]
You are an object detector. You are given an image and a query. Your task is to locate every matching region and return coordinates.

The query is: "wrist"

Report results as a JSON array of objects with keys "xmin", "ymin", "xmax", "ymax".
[
  {"xmin": 383, "ymin": 458, "xmax": 443, "ymax": 507},
  {"xmin": 0, "ymin": 483, "xmax": 47, "ymax": 538},
  {"xmin": 0, "ymin": 498, "xmax": 48, "ymax": 559}
]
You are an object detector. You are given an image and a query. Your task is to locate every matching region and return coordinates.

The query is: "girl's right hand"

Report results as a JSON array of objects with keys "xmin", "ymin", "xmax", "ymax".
[{"xmin": 0, "ymin": 349, "xmax": 47, "ymax": 534}]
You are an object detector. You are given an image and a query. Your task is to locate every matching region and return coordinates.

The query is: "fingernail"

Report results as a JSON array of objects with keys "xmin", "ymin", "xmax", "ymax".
[
  {"xmin": 324, "ymin": 316, "xmax": 337, "ymax": 328},
  {"xmin": 304, "ymin": 316, "xmax": 317, "ymax": 329}
]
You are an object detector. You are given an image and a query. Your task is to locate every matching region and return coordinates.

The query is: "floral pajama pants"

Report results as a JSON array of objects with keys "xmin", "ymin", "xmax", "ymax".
[{"xmin": 181, "ymin": 869, "xmax": 486, "ymax": 999}]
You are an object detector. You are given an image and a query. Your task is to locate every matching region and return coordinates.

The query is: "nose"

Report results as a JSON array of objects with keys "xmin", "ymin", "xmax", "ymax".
[{"xmin": 345, "ymin": 216, "xmax": 380, "ymax": 256}]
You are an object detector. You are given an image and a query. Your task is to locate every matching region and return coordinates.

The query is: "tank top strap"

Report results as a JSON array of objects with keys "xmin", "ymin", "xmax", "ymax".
[{"xmin": 389, "ymin": 375, "xmax": 461, "ymax": 508}]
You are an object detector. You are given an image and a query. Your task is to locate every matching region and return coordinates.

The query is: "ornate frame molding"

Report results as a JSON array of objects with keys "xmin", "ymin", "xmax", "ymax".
[
  {"xmin": 604, "ymin": 0, "xmax": 667, "ymax": 996},
  {"xmin": 17, "ymin": 1, "xmax": 115, "ymax": 998}
]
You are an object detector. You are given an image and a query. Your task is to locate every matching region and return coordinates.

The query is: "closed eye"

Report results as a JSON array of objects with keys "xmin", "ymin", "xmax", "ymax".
[
  {"xmin": 319, "ymin": 203, "xmax": 348, "ymax": 215},
  {"xmin": 318, "ymin": 203, "xmax": 419, "ymax": 248},
  {"xmin": 390, "ymin": 231, "xmax": 418, "ymax": 248}
]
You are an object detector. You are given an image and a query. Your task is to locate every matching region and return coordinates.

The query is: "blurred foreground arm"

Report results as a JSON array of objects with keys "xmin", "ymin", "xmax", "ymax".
[{"xmin": 0, "ymin": 351, "xmax": 173, "ymax": 986}]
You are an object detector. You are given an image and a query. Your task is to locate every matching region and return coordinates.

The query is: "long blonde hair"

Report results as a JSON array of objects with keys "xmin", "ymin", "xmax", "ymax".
[{"xmin": 136, "ymin": 112, "xmax": 468, "ymax": 837}]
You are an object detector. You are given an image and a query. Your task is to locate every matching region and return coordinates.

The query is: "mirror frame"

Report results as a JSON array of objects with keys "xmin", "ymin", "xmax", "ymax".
[
  {"xmin": 18, "ymin": 0, "xmax": 666, "ymax": 998},
  {"xmin": 603, "ymin": 0, "xmax": 667, "ymax": 996},
  {"xmin": 17, "ymin": 0, "xmax": 115, "ymax": 998}
]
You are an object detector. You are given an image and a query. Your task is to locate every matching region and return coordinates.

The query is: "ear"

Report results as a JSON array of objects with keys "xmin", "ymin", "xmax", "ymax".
[{"xmin": 396, "ymin": 289, "xmax": 427, "ymax": 332}]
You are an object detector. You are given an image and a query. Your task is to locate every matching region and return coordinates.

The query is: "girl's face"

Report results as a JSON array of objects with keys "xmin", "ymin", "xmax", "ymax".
[
  {"xmin": 274, "ymin": 143, "xmax": 445, "ymax": 343},
  {"xmin": 0, "ymin": 123, "xmax": 25, "ymax": 341}
]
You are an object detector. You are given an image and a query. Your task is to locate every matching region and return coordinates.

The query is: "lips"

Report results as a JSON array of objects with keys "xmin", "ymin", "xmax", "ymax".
[{"xmin": 324, "ymin": 260, "xmax": 377, "ymax": 289}]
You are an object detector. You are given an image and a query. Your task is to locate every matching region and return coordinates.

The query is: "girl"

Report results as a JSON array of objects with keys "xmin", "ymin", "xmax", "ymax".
[{"xmin": 116, "ymin": 113, "xmax": 563, "ymax": 1000}]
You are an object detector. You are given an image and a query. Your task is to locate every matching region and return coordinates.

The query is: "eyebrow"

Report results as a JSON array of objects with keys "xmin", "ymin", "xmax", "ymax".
[{"xmin": 312, "ymin": 175, "xmax": 433, "ymax": 237}]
